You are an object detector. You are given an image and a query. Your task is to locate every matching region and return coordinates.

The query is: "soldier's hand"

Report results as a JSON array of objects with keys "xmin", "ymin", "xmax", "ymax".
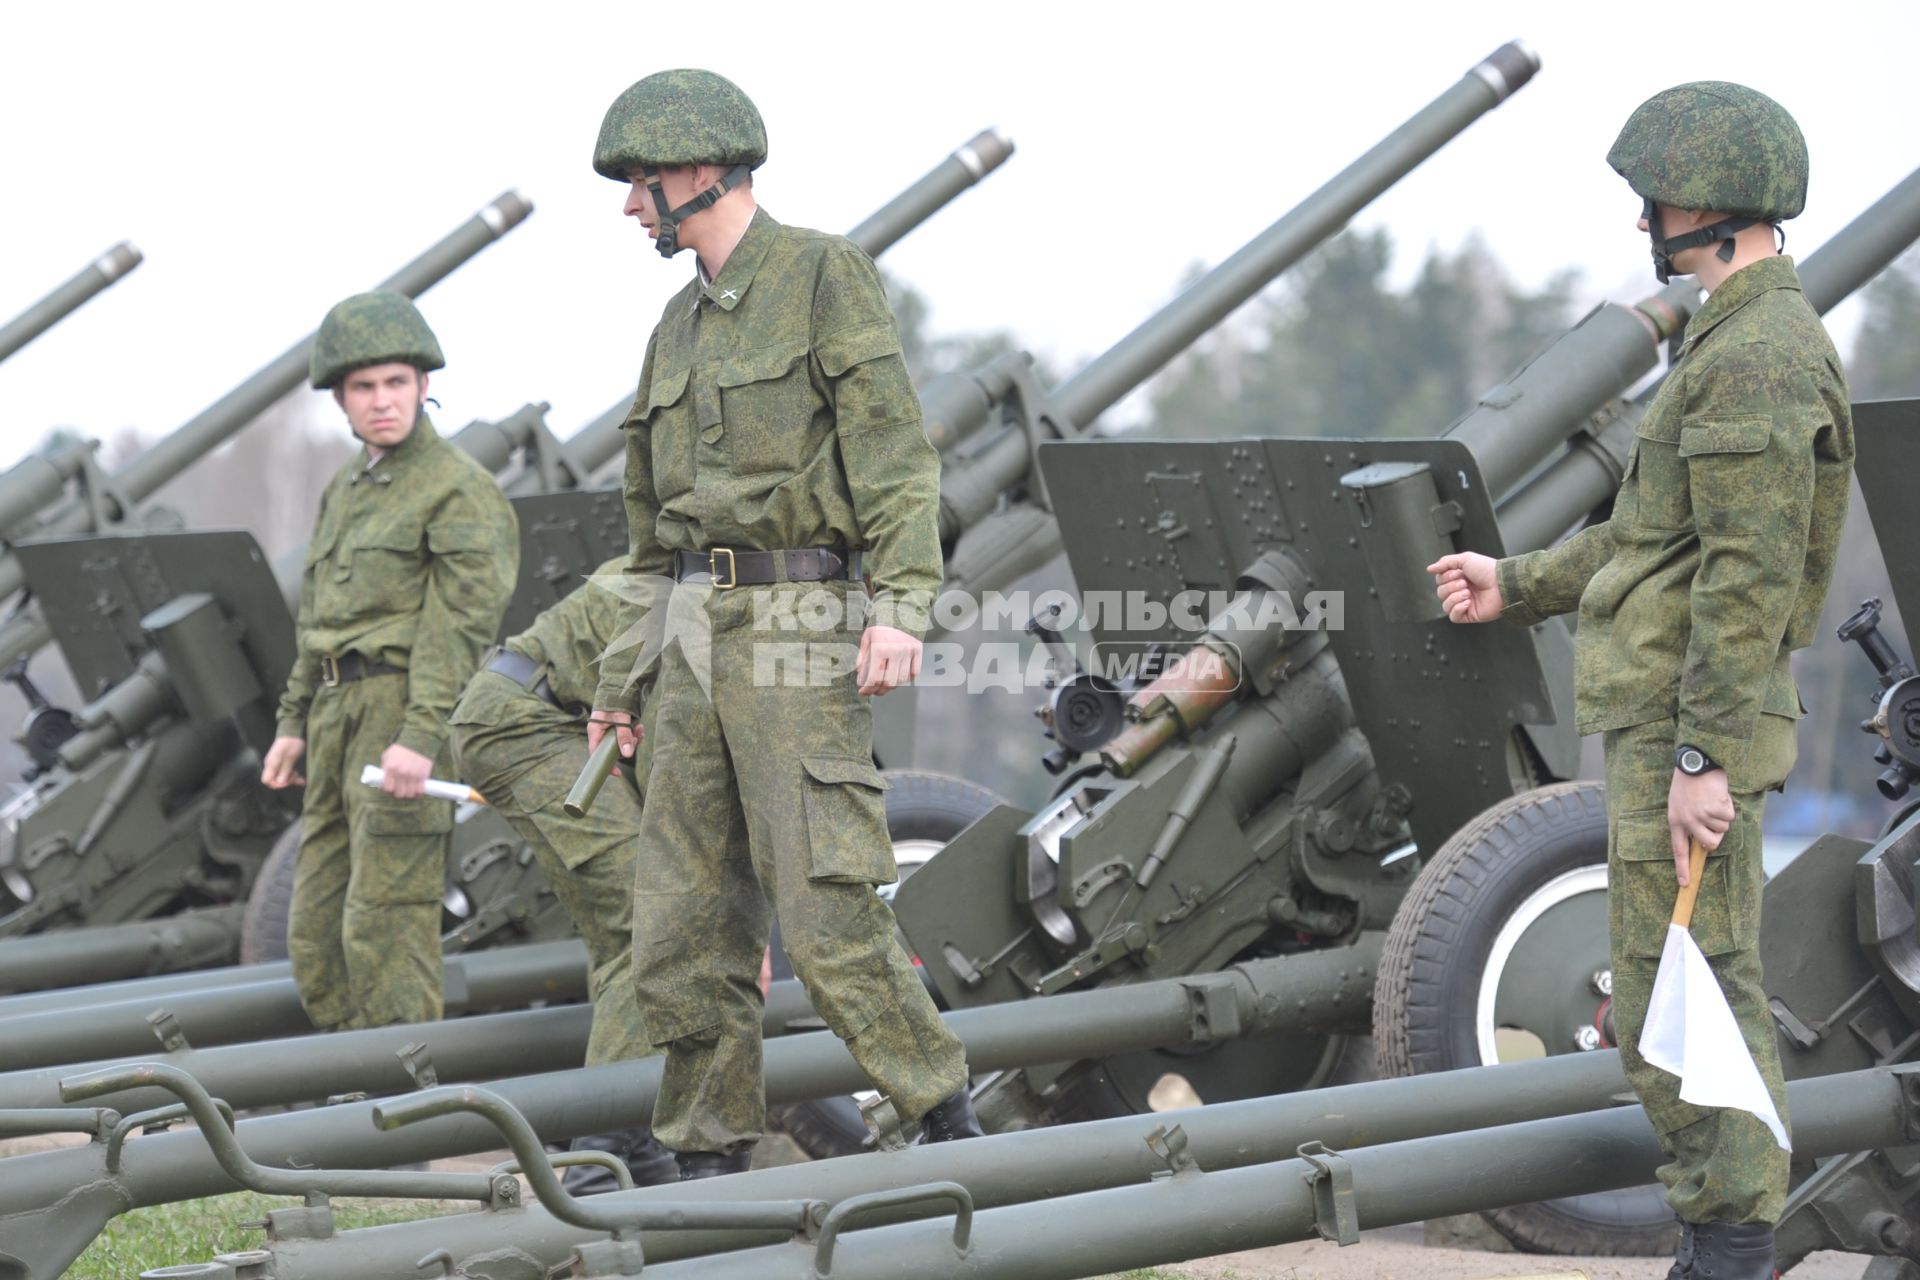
[
  {"xmin": 1428, "ymin": 552, "xmax": 1504, "ymax": 623},
  {"xmin": 261, "ymin": 736, "xmax": 307, "ymax": 789},
  {"xmin": 858, "ymin": 625, "xmax": 921, "ymax": 696},
  {"xmin": 379, "ymin": 744, "xmax": 434, "ymax": 800},
  {"xmin": 1668, "ymin": 769, "xmax": 1735, "ymax": 885},
  {"xmin": 587, "ymin": 709, "xmax": 640, "ymax": 777}
]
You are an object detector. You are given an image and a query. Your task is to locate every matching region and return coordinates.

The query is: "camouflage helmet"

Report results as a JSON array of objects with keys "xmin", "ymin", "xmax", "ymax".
[
  {"xmin": 1607, "ymin": 81, "xmax": 1808, "ymax": 222},
  {"xmin": 309, "ymin": 292, "xmax": 444, "ymax": 391},
  {"xmin": 592, "ymin": 69, "xmax": 768, "ymax": 181}
]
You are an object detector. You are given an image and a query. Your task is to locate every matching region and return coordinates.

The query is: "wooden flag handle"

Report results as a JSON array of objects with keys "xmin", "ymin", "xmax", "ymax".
[{"xmin": 1672, "ymin": 838, "xmax": 1709, "ymax": 928}]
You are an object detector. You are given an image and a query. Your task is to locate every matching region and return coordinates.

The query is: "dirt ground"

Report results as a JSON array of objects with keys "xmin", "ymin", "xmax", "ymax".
[{"xmin": 1155, "ymin": 1224, "xmax": 1870, "ymax": 1279}]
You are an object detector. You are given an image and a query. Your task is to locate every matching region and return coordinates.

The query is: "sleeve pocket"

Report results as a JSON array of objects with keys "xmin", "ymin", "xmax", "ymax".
[
  {"xmin": 800, "ymin": 754, "xmax": 896, "ymax": 885},
  {"xmin": 1678, "ymin": 415, "xmax": 1771, "ymax": 457},
  {"xmin": 1681, "ymin": 414, "xmax": 1780, "ymax": 537},
  {"xmin": 428, "ymin": 522, "xmax": 492, "ymax": 555},
  {"xmin": 815, "ymin": 322, "xmax": 901, "ymax": 377}
]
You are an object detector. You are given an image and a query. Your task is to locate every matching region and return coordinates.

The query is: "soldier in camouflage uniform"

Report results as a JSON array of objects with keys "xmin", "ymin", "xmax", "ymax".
[
  {"xmin": 1430, "ymin": 83, "xmax": 1849, "ymax": 1279},
  {"xmin": 262, "ymin": 292, "xmax": 519, "ymax": 1033},
  {"xmin": 448, "ymin": 556, "xmax": 676, "ymax": 1189},
  {"xmin": 585, "ymin": 69, "xmax": 981, "ymax": 1179}
]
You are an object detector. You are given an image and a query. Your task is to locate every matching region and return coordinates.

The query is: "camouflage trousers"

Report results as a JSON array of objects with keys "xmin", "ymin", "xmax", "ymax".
[
  {"xmin": 450, "ymin": 671, "xmax": 652, "ymax": 1066},
  {"xmin": 1605, "ymin": 714, "xmax": 1797, "ymax": 1225},
  {"xmin": 289, "ymin": 673, "xmax": 450, "ymax": 1032},
  {"xmin": 633, "ymin": 581, "xmax": 968, "ymax": 1154}
]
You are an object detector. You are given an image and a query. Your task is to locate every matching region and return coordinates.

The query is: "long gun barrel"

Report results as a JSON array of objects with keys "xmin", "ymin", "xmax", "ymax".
[
  {"xmin": 0, "ymin": 192, "xmax": 532, "ymax": 665},
  {"xmin": 0, "ymin": 242, "xmax": 142, "ymax": 365},
  {"xmin": 505, "ymin": 129, "xmax": 1017, "ymax": 494},
  {"xmin": 1497, "ymin": 162, "xmax": 1920, "ymax": 554},
  {"xmin": 931, "ymin": 41, "xmax": 1541, "ymax": 587}
]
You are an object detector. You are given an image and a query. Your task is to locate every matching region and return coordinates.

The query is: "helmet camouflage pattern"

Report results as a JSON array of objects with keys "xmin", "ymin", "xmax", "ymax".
[
  {"xmin": 593, "ymin": 69, "xmax": 768, "ymax": 181},
  {"xmin": 1608, "ymin": 81, "xmax": 1808, "ymax": 222},
  {"xmin": 309, "ymin": 292, "xmax": 445, "ymax": 390}
]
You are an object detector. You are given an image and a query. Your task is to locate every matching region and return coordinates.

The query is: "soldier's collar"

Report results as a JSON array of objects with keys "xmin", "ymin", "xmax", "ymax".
[
  {"xmin": 692, "ymin": 207, "xmax": 778, "ymax": 313},
  {"xmin": 1683, "ymin": 255, "xmax": 1802, "ymax": 350},
  {"xmin": 355, "ymin": 412, "xmax": 439, "ymax": 483}
]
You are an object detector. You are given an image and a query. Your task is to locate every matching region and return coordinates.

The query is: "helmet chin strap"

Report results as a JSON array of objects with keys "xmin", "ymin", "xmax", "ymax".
[
  {"xmin": 645, "ymin": 163, "xmax": 753, "ymax": 260},
  {"xmin": 1643, "ymin": 197, "xmax": 1758, "ymax": 284}
]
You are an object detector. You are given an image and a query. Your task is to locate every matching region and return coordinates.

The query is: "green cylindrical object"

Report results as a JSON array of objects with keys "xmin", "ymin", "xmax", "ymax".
[
  {"xmin": 229, "ymin": 1050, "xmax": 1625, "ymax": 1278},
  {"xmin": 0, "ymin": 940, "xmax": 1383, "ymax": 1237},
  {"xmin": 564, "ymin": 731, "xmax": 621, "ymax": 817},
  {"xmin": 0, "ymin": 437, "xmax": 96, "ymax": 537},
  {"xmin": 0, "ymin": 946, "xmax": 290, "ymax": 1016},
  {"xmin": 935, "ymin": 42, "xmax": 1539, "ymax": 571},
  {"xmin": 56, "ymin": 651, "xmax": 177, "ymax": 771},
  {"xmin": 0, "ymin": 976, "xmax": 818, "ymax": 1116},
  {"xmin": 639, "ymin": 1068, "xmax": 1906, "ymax": 1280},
  {"xmin": 1442, "ymin": 282, "xmax": 1696, "ymax": 501},
  {"xmin": 0, "ymin": 906, "xmax": 241, "ymax": 996},
  {"xmin": 1054, "ymin": 42, "xmax": 1538, "ymax": 433},
  {"xmin": 0, "ymin": 242, "xmax": 142, "ymax": 365},
  {"xmin": 846, "ymin": 127, "xmax": 1013, "ymax": 258},
  {"xmin": 0, "ymin": 938, "xmax": 587, "ymax": 1072}
]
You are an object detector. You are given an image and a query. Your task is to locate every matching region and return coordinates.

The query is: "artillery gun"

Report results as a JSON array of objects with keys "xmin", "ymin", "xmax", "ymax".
[
  {"xmin": 0, "ymin": 242, "xmax": 143, "ymax": 366},
  {"xmin": 0, "ymin": 29, "xmax": 1540, "ymax": 995},
  {"xmin": 0, "ymin": 133, "xmax": 1016, "ymax": 994},
  {"xmin": 873, "ymin": 162, "xmax": 1920, "ymax": 1258},
  {"xmin": 12, "ymin": 99, "xmax": 1920, "ymax": 1280}
]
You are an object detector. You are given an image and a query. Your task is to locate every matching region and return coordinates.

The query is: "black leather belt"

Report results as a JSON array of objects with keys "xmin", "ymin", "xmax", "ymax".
[
  {"xmin": 672, "ymin": 546, "xmax": 862, "ymax": 590},
  {"xmin": 484, "ymin": 647, "xmax": 570, "ymax": 711},
  {"xmin": 319, "ymin": 653, "xmax": 403, "ymax": 687}
]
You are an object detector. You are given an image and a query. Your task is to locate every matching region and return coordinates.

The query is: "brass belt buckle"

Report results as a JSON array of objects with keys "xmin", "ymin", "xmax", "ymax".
[
  {"xmin": 320, "ymin": 654, "xmax": 342, "ymax": 687},
  {"xmin": 709, "ymin": 547, "xmax": 737, "ymax": 590}
]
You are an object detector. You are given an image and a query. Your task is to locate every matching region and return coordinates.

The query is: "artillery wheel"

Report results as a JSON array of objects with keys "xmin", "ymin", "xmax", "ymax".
[
  {"xmin": 1374, "ymin": 780, "xmax": 1676, "ymax": 1257},
  {"xmin": 239, "ymin": 819, "xmax": 303, "ymax": 964},
  {"xmin": 770, "ymin": 769, "xmax": 1005, "ymax": 1161}
]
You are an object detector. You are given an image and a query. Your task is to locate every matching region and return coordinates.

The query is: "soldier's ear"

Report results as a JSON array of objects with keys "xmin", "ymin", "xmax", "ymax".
[
  {"xmin": 332, "ymin": 387, "xmax": 345, "ymax": 410},
  {"xmin": 417, "ymin": 371, "xmax": 430, "ymax": 400}
]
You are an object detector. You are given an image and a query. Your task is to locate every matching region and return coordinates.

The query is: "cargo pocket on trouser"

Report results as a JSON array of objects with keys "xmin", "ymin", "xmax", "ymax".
[
  {"xmin": 800, "ymin": 755, "xmax": 896, "ymax": 885},
  {"xmin": 356, "ymin": 796, "xmax": 454, "ymax": 904},
  {"xmin": 1610, "ymin": 808, "xmax": 1744, "ymax": 959}
]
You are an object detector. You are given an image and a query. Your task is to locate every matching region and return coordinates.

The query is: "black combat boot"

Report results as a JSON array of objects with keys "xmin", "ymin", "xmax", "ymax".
[
  {"xmin": 675, "ymin": 1148, "xmax": 754, "ymax": 1180},
  {"xmin": 1666, "ymin": 1217, "xmax": 1697, "ymax": 1279},
  {"xmin": 561, "ymin": 1127, "xmax": 679, "ymax": 1196},
  {"xmin": 1688, "ymin": 1221, "xmax": 1775, "ymax": 1279},
  {"xmin": 918, "ymin": 1088, "xmax": 985, "ymax": 1142}
]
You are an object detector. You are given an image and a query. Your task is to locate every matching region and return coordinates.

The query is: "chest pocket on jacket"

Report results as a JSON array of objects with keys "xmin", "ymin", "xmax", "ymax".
[
  {"xmin": 642, "ymin": 360, "xmax": 697, "ymax": 499},
  {"xmin": 344, "ymin": 523, "xmax": 428, "ymax": 602},
  {"xmin": 1631, "ymin": 407, "xmax": 1690, "ymax": 532},
  {"xmin": 1680, "ymin": 415, "xmax": 1774, "ymax": 537},
  {"xmin": 717, "ymin": 340, "xmax": 816, "ymax": 476}
]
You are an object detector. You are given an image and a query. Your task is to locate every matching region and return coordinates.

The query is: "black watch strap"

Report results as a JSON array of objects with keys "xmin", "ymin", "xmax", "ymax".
[{"xmin": 1675, "ymin": 744, "xmax": 1717, "ymax": 776}]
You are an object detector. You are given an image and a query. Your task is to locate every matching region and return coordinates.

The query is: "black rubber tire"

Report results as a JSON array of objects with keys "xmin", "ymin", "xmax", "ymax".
[
  {"xmin": 1374, "ymin": 780, "xmax": 1676, "ymax": 1257},
  {"xmin": 768, "ymin": 769, "xmax": 1005, "ymax": 1161},
  {"xmin": 239, "ymin": 818, "xmax": 303, "ymax": 964}
]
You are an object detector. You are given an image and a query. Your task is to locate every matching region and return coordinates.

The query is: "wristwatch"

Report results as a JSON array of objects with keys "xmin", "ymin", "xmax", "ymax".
[{"xmin": 1674, "ymin": 744, "xmax": 1719, "ymax": 776}]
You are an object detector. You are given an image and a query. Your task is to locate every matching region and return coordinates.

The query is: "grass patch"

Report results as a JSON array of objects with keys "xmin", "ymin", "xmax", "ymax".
[{"xmin": 65, "ymin": 1192, "xmax": 464, "ymax": 1279}]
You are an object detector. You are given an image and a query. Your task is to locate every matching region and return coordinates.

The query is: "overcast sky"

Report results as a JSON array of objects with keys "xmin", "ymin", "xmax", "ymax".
[{"xmin": 1, "ymin": 0, "xmax": 1914, "ymax": 477}]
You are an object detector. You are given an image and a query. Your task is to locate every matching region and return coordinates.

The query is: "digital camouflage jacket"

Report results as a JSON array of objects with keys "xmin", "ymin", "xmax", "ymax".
[
  {"xmin": 593, "ymin": 208, "xmax": 942, "ymax": 712},
  {"xmin": 1497, "ymin": 256, "xmax": 1852, "ymax": 791},
  {"xmin": 276, "ymin": 415, "xmax": 520, "ymax": 759}
]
